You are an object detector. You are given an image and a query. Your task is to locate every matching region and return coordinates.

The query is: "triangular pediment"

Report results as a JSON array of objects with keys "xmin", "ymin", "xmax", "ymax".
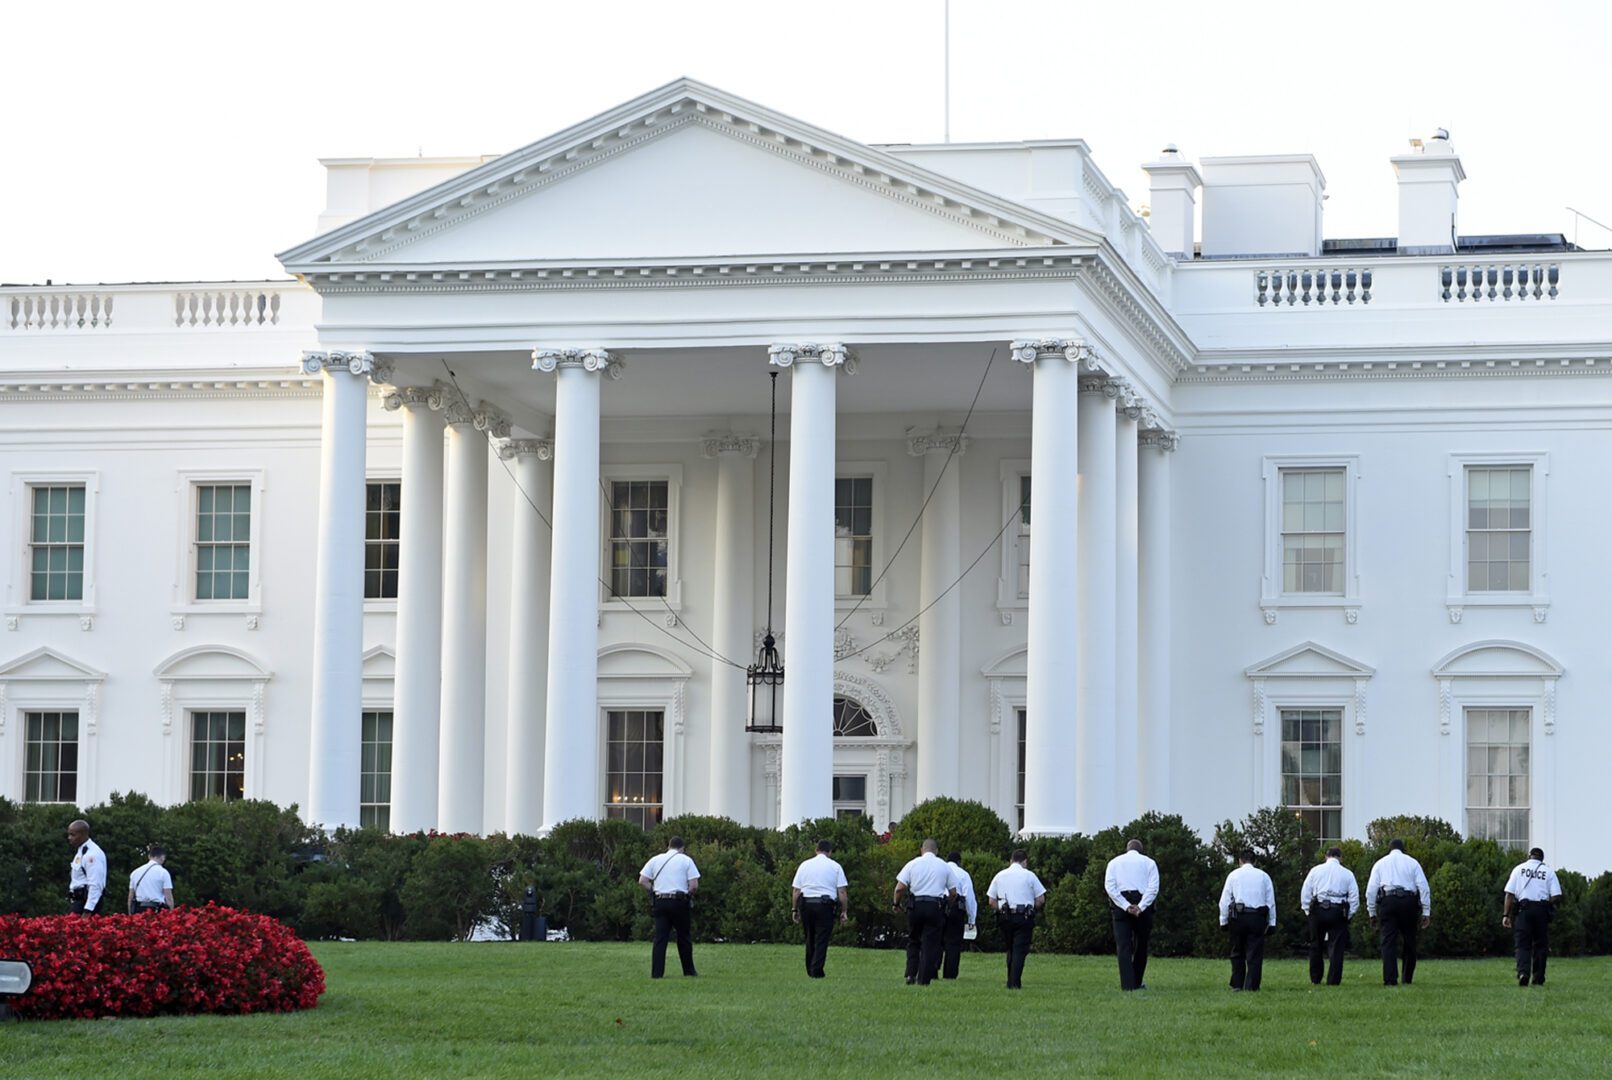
[
  {"xmin": 0, "ymin": 646, "xmax": 105, "ymax": 682},
  {"xmin": 279, "ymin": 78, "xmax": 1096, "ymax": 272},
  {"xmin": 361, "ymin": 645, "xmax": 396, "ymax": 680},
  {"xmin": 1245, "ymin": 641, "xmax": 1374, "ymax": 680}
]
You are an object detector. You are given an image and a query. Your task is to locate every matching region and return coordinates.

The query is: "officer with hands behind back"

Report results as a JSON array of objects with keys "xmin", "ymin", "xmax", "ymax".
[
  {"xmin": 1503, "ymin": 846, "xmax": 1562, "ymax": 988},
  {"xmin": 1219, "ymin": 850, "xmax": 1276, "ymax": 992},
  {"xmin": 638, "ymin": 835, "xmax": 700, "ymax": 979},
  {"xmin": 1104, "ymin": 839, "xmax": 1160, "ymax": 991},
  {"xmin": 66, "ymin": 818, "xmax": 106, "ymax": 916},
  {"xmin": 1300, "ymin": 846, "xmax": 1360, "ymax": 986},
  {"xmin": 1366, "ymin": 839, "xmax": 1431, "ymax": 986},
  {"xmin": 791, "ymin": 839, "xmax": 850, "ymax": 978},
  {"xmin": 892, "ymin": 838, "xmax": 957, "ymax": 986},
  {"xmin": 986, "ymin": 848, "xmax": 1046, "ymax": 990}
]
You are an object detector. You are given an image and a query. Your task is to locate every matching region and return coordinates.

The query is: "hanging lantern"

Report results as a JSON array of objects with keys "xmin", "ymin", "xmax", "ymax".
[{"xmin": 746, "ymin": 370, "xmax": 785, "ymax": 734}]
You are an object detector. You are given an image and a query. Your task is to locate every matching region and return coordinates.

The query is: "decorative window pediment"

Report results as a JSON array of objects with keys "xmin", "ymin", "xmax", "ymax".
[
  {"xmin": 154, "ymin": 645, "xmax": 270, "ymax": 682},
  {"xmin": 597, "ymin": 643, "xmax": 694, "ymax": 681},
  {"xmin": 1432, "ymin": 640, "xmax": 1562, "ymax": 680},
  {"xmin": 0, "ymin": 645, "xmax": 106, "ymax": 683},
  {"xmin": 1244, "ymin": 641, "xmax": 1375, "ymax": 681}
]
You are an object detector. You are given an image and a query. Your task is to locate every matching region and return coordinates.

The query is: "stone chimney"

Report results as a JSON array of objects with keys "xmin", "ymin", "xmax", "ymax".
[
  {"xmin": 1199, "ymin": 155, "xmax": 1325, "ymax": 258},
  {"xmin": 1141, "ymin": 145, "xmax": 1201, "ymax": 258},
  {"xmin": 1391, "ymin": 129, "xmax": 1465, "ymax": 255}
]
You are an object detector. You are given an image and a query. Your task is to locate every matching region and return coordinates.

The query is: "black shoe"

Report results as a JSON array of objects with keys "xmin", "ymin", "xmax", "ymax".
[
  {"xmin": 905, "ymin": 976, "xmax": 916, "ymax": 985},
  {"xmin": 1519, "ymin": 976, "xmax": 1530, "ymax": 988},
  {"xmin": 1137, "ymin": 983, "xmax": 1147, "ymax": 991}
]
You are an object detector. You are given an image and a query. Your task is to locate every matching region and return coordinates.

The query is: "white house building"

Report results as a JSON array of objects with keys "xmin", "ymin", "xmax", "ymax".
[{"xmin": 3, "ymin": 80, "xmax": 1607, "ymax": 865}]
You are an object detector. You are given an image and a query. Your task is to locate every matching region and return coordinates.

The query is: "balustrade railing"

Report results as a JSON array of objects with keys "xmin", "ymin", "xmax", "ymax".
[
  {"xmin": 1439, "ymin": 263, "xmax": 1559, "ymax": 302},
  {"xmin": 174, "ymin": 289, "xmax": 282, "ymax": 327},
  {"xmin": 7, "ymin": 292, "xmax": 114, "ymax": 329},
  {"xmin": 1257, "ymin": 268, "xmax": 1372, "ymax": 307}
]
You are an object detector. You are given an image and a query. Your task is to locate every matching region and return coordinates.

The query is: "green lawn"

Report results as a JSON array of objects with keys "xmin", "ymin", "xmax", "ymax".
[{"xmin": 4, "ymin": 942, "xmax": 1610, "ymax": 1078}]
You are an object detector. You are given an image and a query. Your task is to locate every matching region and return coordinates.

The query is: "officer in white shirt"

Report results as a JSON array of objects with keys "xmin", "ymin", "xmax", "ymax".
[
  {"xmin": 986, "ymin": 849, "xmax": 1047, "ymax": 990},
  {"xmin": 1503, "ymin": 846, "xmax": 1563, "ymax": 988},
  {"xmin": 1300, "ymin": 846, "xmax": 1360, "ymax": 986},
  {"xmin": 1104, "ymin": 839, "xmax": 1161, "ymax": 991},
  {"xmin": 940, "ymin": 851, "xmax": 978, "ymax": 981},
  {"xmin": 127, "ymin": 844, "xmax": 175, "ymax": 913},
  {"xmin": 1366, "ymin": 839, "xmax": 1431, "ymax": 986},
  {"xmin": 791, "ymin": 839, "xmax": 850, "ymax": 978},
  {"xmin": 637, "ymin": 836, "xmax": 700, "ymax": 978},
  {"xmin": 66, "ymin": 819, "xmax": 107, "ymax": 916},
  {"xmin": 1218, "ymin": 850, "xmax": 1277, "ymax": 991},
  {"xmin": 892, "ymin": 838, "xmax": 958, "ymax": 985}
]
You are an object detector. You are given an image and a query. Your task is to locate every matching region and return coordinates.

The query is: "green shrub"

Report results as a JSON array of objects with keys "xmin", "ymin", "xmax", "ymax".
[
  {"xmin": 400, "ymin": 836, "xmax": 503, "ymax": 941},
  {"xmin": 891, "ymin": 797, "xmax": 1012, "ymax": 860}
]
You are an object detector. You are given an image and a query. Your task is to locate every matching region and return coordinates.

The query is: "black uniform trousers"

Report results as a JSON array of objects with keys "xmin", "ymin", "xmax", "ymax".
[
  {"xmin": 1514, "ymin": 901, "xmax": 1552, "ymax": 985},
  {"xmin": 1307, "ymin": 904, "xmax": 1351, "ymax": 985},
  {"xmin": 1111, "ymin": 901, "xmax": 1154, "ymax": 991},
  {"xmin": 940, "ymin": 907, "xmax": 968, "ymax": 979},
  {"xmin": 998, "ymin": 909, "xmax": 1036, "ymax": 989},
  {"xmin": 800, "ymin": 897, "xmax": 837, "ymax": 978},
  {"xmin": 1227, "ymin": 908, "xmax": 1270, "ymax": 991},
  {"xmin": 904, "ymin": 898, "xmax": 946, "ymax": 985},
  {"xmin": 1377, "ymin": 892, "xmax": 1420, "ymax": 985},
  {"xmin": 650, "ymin": 894, "xmax": 696, "ymax": 978}
]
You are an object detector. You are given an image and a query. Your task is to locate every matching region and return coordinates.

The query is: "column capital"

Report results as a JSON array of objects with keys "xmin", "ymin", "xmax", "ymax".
[
  {"xmin": 1139, "ymin": 426, "xmax": 1180, "ymax": 451},
  {"xmin": 434, "ymin": 388, "xmax": 474, "ymax": 426},
  {"xmin": 1117, "ymin": 384, "xmax": 1146, "ymax": 420},
  {"xmin": 301, "ymin": 349, "xmax": 384, "ymax": 380},
  {"xmin": 906, "ymin": 429, "xmax": 970, "ymax": 457},
  {"xmin": 1079, "ymin": 374, "xmax": 1128, "ymax": 398},
  {"xmin": 768, "ymin": 342, "xmax": 855, "ymax": 373},
  {"xmin": 498, "ymin": 437, "xmax": 553, "ymax": 461},
  {"xmin": 381, "ymin": 383, "xmax": 446, "ymax": 412},
  {"xmin": 472, "ymin": 405, "xmax": 511, "ymax": 440},
  {"xmin": 531, "ymin": 347, "xmax": 621, "ymax": 380},
  {"xmin": 1010, "ymin": 337, "xmax": 1096, "ymax": 367},
  {"xmin": 701, "ymin": 434, "xmax": 761, "ymax": 459}
]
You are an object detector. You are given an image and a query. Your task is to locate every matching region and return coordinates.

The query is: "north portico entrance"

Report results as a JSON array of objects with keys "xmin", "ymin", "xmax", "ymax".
[{"xmin": 278, "ymin": 78, "xmax": 1185, "ymax": 838}]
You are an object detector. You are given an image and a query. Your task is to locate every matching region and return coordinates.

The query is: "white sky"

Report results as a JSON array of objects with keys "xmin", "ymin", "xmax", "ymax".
[{"xmin": 3, "ymin": 0, "xmax": 1609, "ymax": 285}]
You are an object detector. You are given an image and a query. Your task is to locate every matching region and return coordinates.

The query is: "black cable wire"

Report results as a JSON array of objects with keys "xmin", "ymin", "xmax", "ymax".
[{"xmin": 834, "ymin": 345, "xmax": 997, "ymax": 630}]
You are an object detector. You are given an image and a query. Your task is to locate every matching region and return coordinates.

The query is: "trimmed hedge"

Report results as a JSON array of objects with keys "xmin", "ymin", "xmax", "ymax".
[{"xmin": 5, "ymin": 793, "xmax": 1610, "ymax": 958}]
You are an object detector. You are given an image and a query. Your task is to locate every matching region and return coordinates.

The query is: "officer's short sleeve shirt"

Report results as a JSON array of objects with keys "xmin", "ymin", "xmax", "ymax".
[
  {"xmin": 792, "ymin": 854, "xmax": 848, "ymax": 898},
  {"xmin": 640, "ymin": 850, "xmax": 699, "ymax": 893}
]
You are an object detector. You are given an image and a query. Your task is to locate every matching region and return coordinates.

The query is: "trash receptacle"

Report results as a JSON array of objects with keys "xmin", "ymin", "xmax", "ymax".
[{"xmin": 520, "ymin": 885, "xmax": 542, "ymax": 942}]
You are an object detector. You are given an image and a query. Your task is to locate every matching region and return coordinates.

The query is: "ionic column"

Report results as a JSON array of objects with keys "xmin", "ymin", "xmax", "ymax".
[
  {"xmin": 1077, "ymin": 372, "xmax": 1120, "ymax": 833},
  {"xmin": 910, "ymin": 429, "xmax": 967, "ymax": 801},
  {"xmin": 437, "ymin": 396, "xmax": 503, "ymax": 835},
  {"xmin": 705, "ymin": 435, "xmax": 759, "ymax": 822},
  {"xmin": 769, "ymin": 342, "xmax": 851, "ymax": 826},
  {"xmin": 1139, "ymin": 423, "xmax": 1177, "ymax": 813},
  {"xmin": 1012, "ymin": 339, "xmax": 1085, "ymax": 836},
  {"xmin": 535, "ymin": 348, "xmax": 614, "ymax": 831},
  {"xmin": 382, "ymin": 384, "xmax": 445, "ymax": 834},
  {"xmin": 302, "ymin": 349, "xmax": 375, "ymax": 831},
  {"xmin": 501, "ymin": 437, "xmax": 554, "ymax": 837},
  {"xmin": 1114, "ymin": 391, "xmax": 1142, "ymax": 822}
]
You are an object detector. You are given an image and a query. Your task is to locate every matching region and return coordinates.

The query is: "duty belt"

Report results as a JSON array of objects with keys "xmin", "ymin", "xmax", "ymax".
[
  {"xmin": 655, "ymin": 891, "xmax": 689, "ymax": 899},
  {"xmin": 803, "ymin": 896, "xmax": 838, "ymax": 903},
  {"xmin": 1005, "ymin": 904, "xmax": 1035, "ymax": 915},
  {"xmin": 1380, "ymin": 886, "xmax": 1415, "ymax": 898}
]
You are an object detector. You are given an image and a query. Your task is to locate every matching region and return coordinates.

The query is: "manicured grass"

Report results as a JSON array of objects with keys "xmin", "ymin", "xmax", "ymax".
[{"xmin": 4, "ymin": 942, "xmax": 1611, "ymax": 1078}]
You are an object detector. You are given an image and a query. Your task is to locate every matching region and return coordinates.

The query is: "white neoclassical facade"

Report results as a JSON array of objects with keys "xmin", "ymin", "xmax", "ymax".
[{"xmin": 4, "ymin": 80, "xmax": 1609, "ymax": 866}]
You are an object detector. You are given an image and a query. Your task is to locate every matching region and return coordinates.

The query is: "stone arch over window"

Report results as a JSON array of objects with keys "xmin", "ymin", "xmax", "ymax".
[
  {"xmin": 153, "ymin": 645, "xmax": 272, "ymax": 804},
  {"xmin": 831, "ymin": 672, "xmax": 900, "ymax": 738}
]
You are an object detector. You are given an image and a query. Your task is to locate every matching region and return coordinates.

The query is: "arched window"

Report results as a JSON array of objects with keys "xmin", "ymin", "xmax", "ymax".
[{"xmin": 832, "ymin": 695, "xmax": 877, "ymax": 737}]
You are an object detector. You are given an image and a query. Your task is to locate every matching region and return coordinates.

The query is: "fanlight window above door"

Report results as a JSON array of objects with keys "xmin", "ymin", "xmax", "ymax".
[{"xmin": 832, "ymin": 695, "xmax": 877, "ymax": 737}]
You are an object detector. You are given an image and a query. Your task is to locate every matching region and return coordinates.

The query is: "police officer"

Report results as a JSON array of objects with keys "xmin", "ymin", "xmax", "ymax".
[
  {"xmin": 66, "ymin": 819, "xmax": 106, "ymax": 916},
  {"xmin": 1503, "ymin": 846, "xmax": 1563, "ymax": 988},
  {"xmin": 940, "ymin": 850, "xmax": 977, "ymax": 980},
  {"xmin": 1366, "ymin": 839, "xmax": 1431, "ymax": 986},
  {"xmin": 892, "ymin": 838, "xmax": 958, "ymax": 986},
  {"xmin": 1104, "ymin": 839, "xmax": 1160, "ymax": 991},
  {"xmin": 1300, "ymin": 846, "xmax": 1360, "ymax": 986},
  {"xmin": 986, "ymin": 849, "xmax": 1046, "ymax": 990},
  {"xmin": 127, "ymin": 844, "xmax": 175, "ymax": 913},
  {"xmin": 1218, "ymin": 850, "xmax": 1276, "ymax": 992},
  {"xmin": 637, "ymin": 836, "xmax": 699, "ymax": 979},
  {"xmin": 791, "ymin": 839, "xmax": 849, "ymax": 978}
]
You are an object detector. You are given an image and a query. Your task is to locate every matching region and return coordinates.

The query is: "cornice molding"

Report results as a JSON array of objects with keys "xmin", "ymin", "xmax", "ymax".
[
  {"xmin": 1181, "ymin": 355, "xmax": 1612, "ymax": 384},
  {"xmin": 0, "ymin": 379, "xmax": 322, "ymax": 403},
  {"xmin": 1079, "ymin": 255, "xmax": 1194, "ymax": 377}
]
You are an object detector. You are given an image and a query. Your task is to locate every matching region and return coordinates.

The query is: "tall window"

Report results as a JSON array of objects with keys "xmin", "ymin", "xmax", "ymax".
[
  {"xmin": 1280, "ymin": 468, "xmax": 1345, "ymax": 594},
  {"xmin": 191, "ymin": 710, "xmax": 245, "ymax": 801},
  {"xmin": 1467, "ymin": 467, "xmax": 1531, "ymax": 592},
  {"xmin": 1016, "ymin": 475, "xmax": 1032, "ymax": 599},
  {"xmin": 195, "ymin": 484, "xmax": 251, "ymax": 601},
  {"xmin": 1280, "ymin": 708, "xmax": 1342, "ymax": 843},
  {"xmin": 1016, "ymin": 708, "xmax": 1027, "ymax": 831},
  {"xmin": 365, "ymin": 482, "xmax": 401, "ymax": 600},
  {"xmin": 605, "ymin": 709, "xmax": 663, "ymax": 828},
  {"xmin": 832, "ymin": 775, "xmax": 867, "ymax": 819},
  {"xmin": 1467, "ymin": 708, "xmax": 1529, "ymax": 850},
  {"xmin": 360, "ymin": 710, "xmax": 393, "ymax": 831},
  {"xmin": 834, "ymin": 477, "xmax": 873, "ymax": 597},
  {"xmin": 29, "ymin": 484, "xmax": 86, "ymax": 601},
  {"xmin": 832, "ymin": 695, "xmax": 877, "ymax": 737},
  {"xmin": 608, "ymin": 481, "xmax": 668, "ymax": 598},
  {"xmin": 25, "ymin": 711, "xmax": 78, "ymax": 802}
]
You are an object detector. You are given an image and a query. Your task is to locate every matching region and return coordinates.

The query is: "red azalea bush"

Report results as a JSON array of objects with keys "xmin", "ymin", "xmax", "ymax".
[{"xmin": 0, "ymin": 903, "xmax": 325, "ymax": 1020}]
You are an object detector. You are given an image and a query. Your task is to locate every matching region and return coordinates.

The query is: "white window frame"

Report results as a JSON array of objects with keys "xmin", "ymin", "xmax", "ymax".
[
  {"xmin": 1461, "ymin": 705, "xmax": 1533, "ymax": 851},
  {"xmin": 835, "ymin": 461, "xmax": 888, "ymax": 612},
  {"xmin": 1260, "ymin": 454, "xmax": 1361, "ymax": 622},
  {"xmin": 1446, "ymin": 452, "xmax": 1549, "ymax": 619},
  {"xmin": 1276, "ymin": 705, "xmax": 1346, "ymax": 844},
  {"xmin": 598, "ymin": 464, "xmax": 683, "ymax": 613},
  {"xmin": 364, "ymin": 473, "xmax": 401, "ymax": 614},
  {"xmin": 155, "ymin": 645, "xmax": 269, "ymax": 804},
  {"xmin": 6, "ymin": 470, "xmax": 100, "ymax": 618},
  {"xmin": 996, "ymin": 459, "xmax": 1031, "ymax": 612},
  {"xmin": 172, "ymin": 469, "xmax": 265, "ymax": 615},
  {"xmin": 186, "ymin": 707, "xmax": 250, "ymax": 804},
  {"xmin": 0, "ymin": 646, "xmax": 104, "ymax": 805}
]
